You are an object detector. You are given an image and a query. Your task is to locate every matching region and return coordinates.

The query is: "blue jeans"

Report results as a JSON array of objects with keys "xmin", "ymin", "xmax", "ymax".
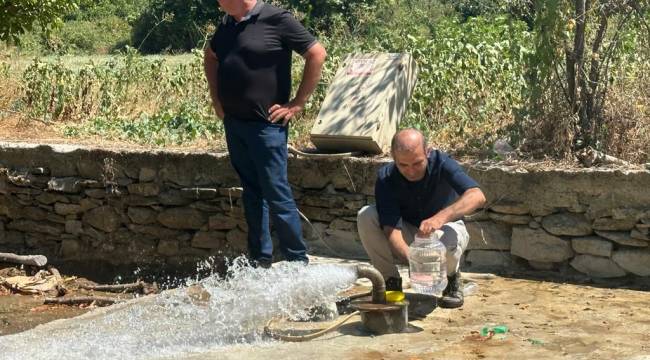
[{"xmin": 223, "ymin": 116, "xmax": 308, "ymax": 263}]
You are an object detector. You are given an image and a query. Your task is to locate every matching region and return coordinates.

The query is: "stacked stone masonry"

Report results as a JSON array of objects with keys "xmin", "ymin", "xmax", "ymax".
[{"xmin": 1, "ymin": 142, "xmax": 649, "ymax": 279}]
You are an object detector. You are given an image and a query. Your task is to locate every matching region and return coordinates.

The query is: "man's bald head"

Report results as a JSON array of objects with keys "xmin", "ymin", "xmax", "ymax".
[{"xmin": 391, "ymin": 128, "xmax": 427, "ymax": 156}]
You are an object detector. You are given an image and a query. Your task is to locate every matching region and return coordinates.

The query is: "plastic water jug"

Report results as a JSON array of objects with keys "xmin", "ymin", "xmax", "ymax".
[{"xmin": 408, "ymin": 229, "xmax": 447, "ymax": 297}]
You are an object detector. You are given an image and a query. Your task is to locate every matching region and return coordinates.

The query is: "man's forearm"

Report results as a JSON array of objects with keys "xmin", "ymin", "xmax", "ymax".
[
  {"xmin": 384, "ymin": 226, "xmax": 409, "ymax": 263},
  {"xmin": 293, "ymin": 42, "xmax": 326, "ymax": 106},
  {"xmin": 437, "ymin": 188, "xmax": 487, "ymax": 223}
]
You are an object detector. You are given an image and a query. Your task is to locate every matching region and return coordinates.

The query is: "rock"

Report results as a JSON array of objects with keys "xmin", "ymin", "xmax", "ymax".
[
  {"xmin": 218, "ymin": 187, "xmax": 243, "ymax": 198},
  {"xmin": 528, "ymin": 221, "xmax": 541, "ymax": 229},
  {"xmin": 466, "ymin": 221, "xmax": 511, "ymax": 250},
  {"xmin": 328, "ymin": 219, "xmax": 356, "ymax": 231},
  {"xmin": 541, "ymin": 213, "xmax": 593, "ymax": 236},
  {"xmin": 79, "ymin": 198, "xmax": 101, "ymax": 212},
  {"xmin": 35, "ymin": 192, "xmax": 70, "ymax": 205},
  {"xmin": 60, "ymin": 239, "xmax": 81, "ymax": 257},
  {"xmin": 7, "ymin": 219, "xmax": 63, "ymax": 235},
  {"xmin": 127, "ymin": 207, "xmax": 158, "ymax": 225},
  {"xmin": 298, "ymin": 167, "xmax": 330, "ymax": 189},
  {"xmin": 324, "ymin": 229, "xmax": 360, "ymax": 242},
  {"xmin": 328, "ymin": 208, "xmax": 359, "ymax": 217},
  {"xmin": 21, "ymin": 206, "xmax": 48, "ymax": 221},
  {"xmin": 592, "ymin": 217, "xmax": 637, "ymax": 231},
  {"xmin": 226, "ymin": 228, "xmax": 248, "ymax": 253},
  {"xmin": 190, "ymin": 201, "xmax": 223, "ymax": 212},
  {"xmin": 300, "ymin": 206, "xmax": 335, "ymax": 222},
  {"xmin": 630, "ymin": 229, "xmax": 650, "ymax": 241},
  {"xmin": 208, "ymin": 214, "xmax": 239, "ymax": 230},
  {"xmin": 124, "ymin": 195, "xmax": 159, "ymax": 207},
  {"xmin": 0, "ymin": 230, "xmax": 23, "ymax": 247},
  {"xmin": 158, "ymin": 190, "xmax": 193, "ymax": 206},
  {"xmin": 321, "ymin": 230, "xmax": 366, "ymax": 257},
  {"xmin": 192, "ymin": 231, "xmax": 227, "ymax": 249},
  {"xmin": 488, "ymin": 212, "xmax": 532, "ymax": 225},
  {"xmin": 47, "ymin": 177, "xmax": 83, "ymax": 193},
  {"xmin": 65, "ymin": 220, "xmax": 83, "ymax": 235},
  {"xmin": 157, "ymin": 207, "xmax": 206, "ymax": 230},
  {"xmin": 490, "ymin": 202, "xmax": 529, "ymax": 215},
  {"xmin": 85, "ymin": 189, "xmax": 107, "ymax": 199},
  {"xmin": 511, "ymin": 227, "xmax": 573, "ymax": 262},
  {"xmin": 54, "ymin": 203, "xmax": 82, "ymax": 216},
  {"xmin": 464, "ymin": 210, "xmax": 491, "ymax": 222},
  {"xmin": 594, "ymin": 230, "xmax": 648, "ymax": 247},
  {"xmin": 344, "ymin": 199, "xmax": 365, "ymax": 210},
  {"xmin": 45, "ymin": 212, "xmax": 65, "ymax": 224},
  {"xmin": 635, "ymin": 223, "xmax": 649, "ymax": 234},
  {"xmin": 83, "ymin": 206, "xmax": 122, "ymax": 233},
  {"xmin": 570, "ymin": 255, "xmax": 626, "ymax": 278},
  {"xmin": 157, "ymin": 239, "xmax": 179, "ymax": 256},
  {"xmin": 301, "ymin": 195, "xmax": 344, "ymax": 208},
  {"xmin": 139, "ymin": 168, "xmax": 157, "ymax": 182},
  {"xmin": 571, "ymin": 236, "xmax": 613, "ymax": 257},
  {"xmin": 528, "ymin": 261, "xmax": 555, "ymax": 270},
  {"xmin": 128, "ymin": 224, "xmax": 181, "ymax": 239},
  {"xmin": 612, "ymin": 249, "xmax": 650, "ymax": 276},
  {"xmin": 83, "ymin": 226, "xmax": 106, "ymax": 242},
  {"xmin": 127, "ymin": 183, "xmax": 161, "ymax": 197},
  {"xmin": 180, "ymin": 188, "xmax": 218, "ymax": 200},
  {"xmin": 611, "ymin": 208, "xmax": 645, "ymax": 221},
  {"xmin": 466, "ymin": 250, "xmax": 512, "ymax": 267}
]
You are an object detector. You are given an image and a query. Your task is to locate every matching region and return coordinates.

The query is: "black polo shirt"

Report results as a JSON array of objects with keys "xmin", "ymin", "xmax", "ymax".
[
  {"xmin": 375, "ymin": 150, "xmax": 480, "ymax": 229},
  {"xmin": 210, "ymin": 1, "xmax": 317, "ymax": 122}
]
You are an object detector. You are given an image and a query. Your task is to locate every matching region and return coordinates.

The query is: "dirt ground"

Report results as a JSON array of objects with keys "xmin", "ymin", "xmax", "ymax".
[
  {"xmin": 201, "ymin": 272, "xmax": 650, "ymax": 360},
  {"xmin": 0, "ymin": 268, "xmax": 143, "ymax": 336},
  {"xmin": 2, "ymin": 257, "xmax": 650, "ymax": 359}
]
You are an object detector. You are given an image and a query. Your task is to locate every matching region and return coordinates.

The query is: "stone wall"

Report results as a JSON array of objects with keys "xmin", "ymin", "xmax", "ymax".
[{"xmin": 1, "ymin": 142, "xmax": 649, "ymax": 280}]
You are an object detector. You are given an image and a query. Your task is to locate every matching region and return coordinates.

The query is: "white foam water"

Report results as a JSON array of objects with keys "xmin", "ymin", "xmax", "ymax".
[{"xmin": 0, "ymin": 258, "xmax": 357, "ymax": 360}]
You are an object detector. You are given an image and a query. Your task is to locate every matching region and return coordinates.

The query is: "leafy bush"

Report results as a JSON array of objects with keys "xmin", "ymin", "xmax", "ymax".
[
  {"xmin": 131, "ymin": 0, "xmax": 220, "ymax": 53},
  {"xmin": 64, "ymin": 100, "xmax": 222, "ymax": 145},
  {"xmin": 0, "ymin": 0, "xmax": 79, "ymax": 43},
  {"xmin": 19, "ymin": 48, "xmax": 210, "ymax": 122}
]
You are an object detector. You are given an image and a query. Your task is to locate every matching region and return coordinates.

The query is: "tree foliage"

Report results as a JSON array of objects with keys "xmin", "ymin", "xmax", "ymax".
[
  {"xmin": 0, "ymin": 0, "xmax": 79, "ymax": 43},
  {"xmin": 131, "ymin": 0, "xmax": 220, "ymax": 54},
  {"xmin": 526, "ymin": 0, "xmax": 650, "ymax": 153}
]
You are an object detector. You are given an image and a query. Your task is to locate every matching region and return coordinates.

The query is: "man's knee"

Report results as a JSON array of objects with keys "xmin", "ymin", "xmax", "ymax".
[
  {"xmin": 440, "ymin": 221, "xmax": 468, "ymax": 251},
  {"xmin": 357, "ymin": 205, "xmax": 379, "ymax": 225}
]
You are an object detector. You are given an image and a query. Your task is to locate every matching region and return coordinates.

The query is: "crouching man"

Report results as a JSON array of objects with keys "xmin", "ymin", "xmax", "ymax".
[{"xmin": 357, "ymin": 128, "xmax": 486, "ymax": 308}]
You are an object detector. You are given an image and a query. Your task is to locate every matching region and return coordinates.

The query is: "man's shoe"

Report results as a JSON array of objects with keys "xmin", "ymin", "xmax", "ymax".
[
  {"xmin": 252, "ymin": 258, "xmax": 273, "ymax": 269},
  {"xmin": 438, "ymin": 272, "xmax": 464, "ymax": 308},
  {"xmin": 385, "ymin": 277, "xmax": 403, "ymax": 292}
]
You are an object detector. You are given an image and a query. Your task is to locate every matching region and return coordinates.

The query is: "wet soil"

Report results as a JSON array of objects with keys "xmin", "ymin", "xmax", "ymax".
[
  {"xmin": 2, "ymin": 261, "xmax": 649, "ymax": 359},
  {"xmin": 201, "ymin": 271, "xmax": 650, "ymax": 360}
]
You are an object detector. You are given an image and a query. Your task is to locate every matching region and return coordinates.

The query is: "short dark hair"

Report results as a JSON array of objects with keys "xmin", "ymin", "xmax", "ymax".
[{"xmin": 391, "ymin": 128, "xmax": 427, "ymax": 155}]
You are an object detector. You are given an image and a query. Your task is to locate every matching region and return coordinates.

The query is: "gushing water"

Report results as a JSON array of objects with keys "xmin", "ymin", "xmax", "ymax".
[{"xmin": 0, "ymin": 258, "xmax": 358, "ymax": 360}]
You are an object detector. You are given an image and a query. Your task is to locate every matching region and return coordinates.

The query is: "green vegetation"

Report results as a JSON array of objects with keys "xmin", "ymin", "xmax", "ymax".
[
  {"xmin": 0, "ymin": 0, "xmax": 79, "ymax": 43},
  {"xmin": 0, "ymin": 0, "xmax": 648, "ymax": 163}
]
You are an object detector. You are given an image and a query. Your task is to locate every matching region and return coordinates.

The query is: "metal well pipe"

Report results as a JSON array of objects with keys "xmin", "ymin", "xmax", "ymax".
[{"xmin": 356, "ymin": 265, "xmax": 386, "ymax": 304}]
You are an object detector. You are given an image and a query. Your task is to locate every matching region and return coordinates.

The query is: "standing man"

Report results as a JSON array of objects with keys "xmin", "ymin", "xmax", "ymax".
[
  {"xmin": 357, "ymin": 129, "xmax": 486, "ymax": 308},
  {"xmin": 204, "ymin": 0, "xmax": 326, "ymax": 267}
]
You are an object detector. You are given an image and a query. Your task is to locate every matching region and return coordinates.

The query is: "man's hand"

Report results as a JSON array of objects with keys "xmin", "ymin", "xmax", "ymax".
[
  {"xmin": 418, "ymin": 187, "xmax": 487, "ymax": 236},
  {"xmin": 268, "ymin": 99, "xmax": 304, "ymax": 126},
  {"xmin": 418, "ymin": 214, "xmax": 447, "ymax": 236}
]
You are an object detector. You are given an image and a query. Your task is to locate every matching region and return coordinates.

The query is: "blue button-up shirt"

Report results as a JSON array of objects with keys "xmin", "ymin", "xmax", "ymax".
[{"xmin": 375, "ymin": 150, "xmax": 480, "ymax": 229}]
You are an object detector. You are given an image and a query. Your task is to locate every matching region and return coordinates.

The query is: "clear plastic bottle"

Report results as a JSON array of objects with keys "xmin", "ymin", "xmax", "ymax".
[{"xmin": 408, "ymin": 230, "xmax": 447, "ymax": 297}]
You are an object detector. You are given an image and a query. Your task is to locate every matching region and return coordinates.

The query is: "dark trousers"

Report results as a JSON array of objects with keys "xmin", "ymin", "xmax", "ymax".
[{"xmin": 223, "ymin": 117, "xmax": 308, "ymax": 263}]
